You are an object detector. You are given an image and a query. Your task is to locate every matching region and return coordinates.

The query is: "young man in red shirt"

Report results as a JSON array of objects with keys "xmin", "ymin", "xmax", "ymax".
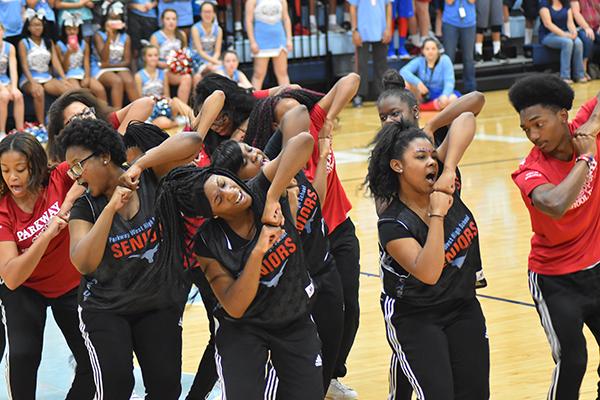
[{"xmin": 509, "ymin": 74, "xmax": 600, "ymax": 399}]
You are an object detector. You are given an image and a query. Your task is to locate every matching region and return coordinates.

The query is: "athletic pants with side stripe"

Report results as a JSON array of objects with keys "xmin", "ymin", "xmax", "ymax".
[
  {"xmin": 1, "ymin": 286, "xmax": 95, "ymax": 400},
  {"xmin": 215, "ymin": 314, "xmax": 324, "ymax": 400},
  {"xmin": 78, "ymin": 305, "xmax": 182, "ymax": 400},
  {"xmin": 529, "ymin": 265, "xmax": 600, "ymax": 400},
  {"xmin": 329, "ymin": 217, "xmax": 361, "ymax": 379},
  {"xmin": 381, "ymin": 294, "xmax": 490, "ymax": 400}
]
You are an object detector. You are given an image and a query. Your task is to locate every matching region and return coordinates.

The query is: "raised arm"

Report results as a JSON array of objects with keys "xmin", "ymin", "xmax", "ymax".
[
  {"xmin": 530, "ymin": 135, "xmax": 597, "ymax": 218},
  {"xmin": 399, "ymin": 57, "xmax": 423, "ymax": 88},
  {"xmin": 385, "ymin": 191, "xmax": 453, "ymax": 285},
  {"xmin": 317, "ymin": 72, "xmax": 360, "ymax": 122},
  {"xmin": 197, "ymin": 224, "xmax": 282, "ymax": 318},
  {"xmin": 433, "ymin": 112, "xmax": 476, "ymax": 194},
  {"xmin": 422, "ymin": 91, "xmax": 485, "ymax": 137},
  {"xmin": 123, "ymin": 90, "xmax": 225, "ymax": 181}
]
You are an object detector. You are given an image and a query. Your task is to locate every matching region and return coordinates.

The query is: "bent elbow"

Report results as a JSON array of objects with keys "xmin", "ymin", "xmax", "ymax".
[
  {"xmin": 3, "ymin": 277, "xmax": 20, "ymax": 291},
  {"xmin": 421, "ymin": 272, "xmax": 442, "ymax": 286}
]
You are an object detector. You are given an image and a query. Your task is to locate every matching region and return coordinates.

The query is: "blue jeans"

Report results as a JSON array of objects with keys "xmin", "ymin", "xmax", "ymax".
[
  {"xmin": 541, "ymin": 32, "xmax": 585, "ymax": 80},
  {"xmin": 577, "ymin": 28, "xmax": 594, "ymax": 60},
  {"xmin": 442, "ymin": 23, "xmax": 477, "ymax": 93}
]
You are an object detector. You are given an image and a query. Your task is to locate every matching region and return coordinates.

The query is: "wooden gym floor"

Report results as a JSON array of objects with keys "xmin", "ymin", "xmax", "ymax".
[{"xmin": 180, "ymin": 81, "xmax": 600, "ymax": 399}]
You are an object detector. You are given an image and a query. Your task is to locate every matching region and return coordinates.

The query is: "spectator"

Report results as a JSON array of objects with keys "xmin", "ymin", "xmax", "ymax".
[
  {"xmin": 55, "ymin": 0, "xmax": 95, "ymax": 40},
  {"xmin": 127, "ymin": 0, "xmax": 159, "ymax": 67},
  {"xmin": 0, "ymin": 23, "xmax": 24, "ymax": 136},
  {"xmin": 190, "ymin": 2, "xmax": 222, "ymax": 85},
  {"xmin": 26, "ymin": 0, "xmax": 58, "ymax": 40},
  {"xmin": 150, "ymin": 9, "xmax": 193, "ymax": 103},
  {"xmin": 400, "ymin": 37, "xmax": 460, "ymax": 111},
  {"xmin": 158, "ymin": 0, "xmax": 194, "ymax": 37},
  {"xmin": 539, "ymin": 0, "xmax": 587, "ymax": 83},
  {"xmin": 19, "ymin": 9, "xmax": 70, "ymax": 125},
  {"xmin": 349, "ymin": 0, "xmax": 392, "ymax": 107},
  {"xmin": 308, "ymin": 0, "xmax": 346, "ymax": 34},
  {"xmin": 92, "ymin": 2, "xmax": 140, "ymax": 108},
  {"xmin": 387, "ymin": 0, "xmax": 413, "ymax": 59},
  {"xmin": 571, "ymin": 0, "xmax": 596, "ymax": 79},
  {"xmin": 442, "ymin": 0, "xmax": 477, "ymax": 92},
  {"xmin": 56, "ymin": 12, "xmax": 107, "ymax": 101},
  {"xmin": 215, "ymin": 50, "xmax": 253, "ymax": 88},
  {"xmin": 245, "ymin": 0, "xmax": 292, "ymax": 90},
  {"xmin": 474, "ymin": 0, "xmax": 507, "ymax": 61},
  {"xmin": 0, "ymin": 0, "xmax": 25, "ymax": 47}
]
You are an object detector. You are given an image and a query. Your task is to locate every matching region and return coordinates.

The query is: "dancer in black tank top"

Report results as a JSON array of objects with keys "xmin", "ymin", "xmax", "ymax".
[
  {"xmin": 59, "ymin": 91, "xmax": 224, "ymax": 399},
  {"xmin": 154, "ymin": 115, "xmax": 324, "ymax": 399}
]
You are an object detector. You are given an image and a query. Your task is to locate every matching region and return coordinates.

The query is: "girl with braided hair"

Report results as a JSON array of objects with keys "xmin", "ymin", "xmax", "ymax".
[
  {"xmin": 210, "ymin": 106, "xmax": 344, "ymax": 394},
  {"xmin": 245, "ymin": 72, "xmax": 363, "ymax": 395},
  {"xmin": 365, "ymin": 119, "xmax": 489, "ymax": 400},
  {"xmin": 153, "ymin": 108, "xmax": 324, "ymax": 400},
  {"xmin": 60, "ymin": 90, "xmax": 224, "ymax": 399}
]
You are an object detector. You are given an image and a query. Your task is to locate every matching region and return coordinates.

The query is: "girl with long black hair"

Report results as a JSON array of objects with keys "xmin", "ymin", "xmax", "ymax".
[
  {"xmin": 59, "ymin": 90, "xmax": 224, "ymax": 399},
  {"xmin": 153, "ymin": 106, "xmax": 324, "ymax": 400},
  {"xmin": 244, "ymin": 72, "xmax": 362, "ymax": 396},
  {"xmin": 0, "ymin": 133, "xmax": 93, "ymax": 399},
  {"xmin": 365, "ymin": 118, "xmax": 489, "ymax": 399},
  {"xmin": 210, "ymin": 114, "xmax": 344, "ymax": 394}
]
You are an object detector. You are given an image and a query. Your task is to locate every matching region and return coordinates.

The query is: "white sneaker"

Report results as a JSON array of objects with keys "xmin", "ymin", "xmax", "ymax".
[
  {"xmin": 310, "ymin": 21, "xmax": 318, "ymax": 35},
  {"xmin": 328, "ymin": 23, "xmax": 346, "ymax": 33},
  {"xmin": 326, "ymin": 379, "xmax": 358, "ymax": 399}
]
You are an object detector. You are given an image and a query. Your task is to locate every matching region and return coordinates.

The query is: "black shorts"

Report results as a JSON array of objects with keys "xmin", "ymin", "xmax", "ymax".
[{"xmin": 521, "ymin": 0, "xmax": 538, "ymax": 20}]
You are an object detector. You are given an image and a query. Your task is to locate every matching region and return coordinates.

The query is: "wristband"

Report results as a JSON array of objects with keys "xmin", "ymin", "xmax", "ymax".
[
  {"xmin": 428, "ymin": 213, "xmax": 445, "ymax": 219},
  {"xmin": 575, "ymin": 154, "xmax": 597, "ymax": 171}
]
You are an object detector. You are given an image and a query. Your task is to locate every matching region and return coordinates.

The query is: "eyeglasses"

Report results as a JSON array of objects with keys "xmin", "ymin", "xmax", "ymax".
[
  {"xmin": 67, "ymin": 153, "xmax": 96, "ymax": 179},
  {"xmin": 66, "ymin": 106, "xmax": 96, "ymax": 126}
]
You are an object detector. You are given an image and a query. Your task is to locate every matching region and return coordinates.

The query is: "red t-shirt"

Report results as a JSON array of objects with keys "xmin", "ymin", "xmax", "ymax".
[
  {"xmin": 107, "ymin": 111, "xmax": 120, "ymax": 130},
  {"xmin": 303, "ymin": 104, "xmax": 352, "ymax": 233},
  {"xmin": 194, "ymin": 145, "xmax": 211, "ymax": 167},
  {"xmin": 512, "ymin": 97, "xmax": 600, "ymax": 275},
  {"xmin": 253, "ymin": 89, "xmax": 270, "ymax": 100},
  {"xmin": 0, "ymin": 162, "xmax": 81, "ymax": 297}
]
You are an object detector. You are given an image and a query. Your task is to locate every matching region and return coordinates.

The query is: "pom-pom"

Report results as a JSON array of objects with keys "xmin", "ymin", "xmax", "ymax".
[{"xmin": 167, "ymin": 48, "xmax": 193, "ymax": 75}]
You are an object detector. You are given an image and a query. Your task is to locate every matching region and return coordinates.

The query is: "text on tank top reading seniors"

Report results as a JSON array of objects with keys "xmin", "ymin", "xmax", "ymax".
[
  {"xmin": 511, "ymin": 97, "xmax": 600, "ymax": 275},
  {"xmin": 378, "ymin": 193, "xmax": 481, "ymax": 307},
  {"xmin": 192, "ymin": 171, "xmax": 312, "ymax": 327},
  {"xmin": 69, "ymin": 169, "xmax": 185, "ymax": 313},
  {"xmin": 0, "ymin": 162, "xmax": 81, "ymax": 298}
]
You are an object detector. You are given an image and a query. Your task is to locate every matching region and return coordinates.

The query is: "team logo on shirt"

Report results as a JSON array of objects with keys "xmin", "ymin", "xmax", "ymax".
[
  {"xmin": 109, "ymin": 217, "xmax": 158, "ymax": 262},
  {"xmin": 260, "ymin": 232, "xmax": 297, "ymax": 285},
  {"xmin": 296, "ymin": 185, "xmax": 318, "ymax": 233},
  {"xmin": 16, "ymin": 201, "xmax": 61, "ymax": 243},
  {"xmin": 444, "ymin": 215, "xmax": 478, "ymax": 267}
]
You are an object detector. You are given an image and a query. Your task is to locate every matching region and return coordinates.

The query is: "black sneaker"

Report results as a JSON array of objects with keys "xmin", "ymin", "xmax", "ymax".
[
  {"xmin": 474, "ymin": 52, "xmax": 483, "ymax": 62},
  {"xmin": 352, "ymin": 95, "xmax": 363, "ymax": 108},
  {"xmin": 493, "ymin": 51, "xmax": 508, "ymax": 61}
]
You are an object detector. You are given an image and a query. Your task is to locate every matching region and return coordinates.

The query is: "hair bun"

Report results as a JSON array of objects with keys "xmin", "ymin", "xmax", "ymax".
[{"xmin": 381, "ymin": 69, "xmax": 405, "ymax": 91}]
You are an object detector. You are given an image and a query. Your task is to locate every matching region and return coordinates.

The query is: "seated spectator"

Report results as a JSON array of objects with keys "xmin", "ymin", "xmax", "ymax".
[
  {"xmin": 56, "ymin": 12, "xmax": 107, "ymax": 101},
  {"xmin": 55, "ymin": 0, "xmax": 95, "ymax": 40},
  {"xmin": 400, "ymin": 38, "xmax": 460, "ymax": 111},
  {"xmin": 158, "ymin": 0, "xmax": 193, "ymax": 37},
  {"xmin": 150, "ymin": 9, "xmax": 193, "ymax": 103},
  {"xmin": 135, "ymin": 44, "xmax": 193, "ymax": 129},
  {"xmin": 92, "ymin": 1, "xmax": 139, "ymax": 108},
  {"xmin": 571, "ymin": 0, "xmax": 596, "ymax": 78},
  {"xmin": 19, "ymin": 9, "xmax": 70, "ymax": 125},
  {"xmin": 442, "ymin": 0, "xmax": 476, "ymax": 92},
  {"xmin": 26, "ymin": 0, "xmax": 57, "ymax": 40},
  {"xmin": 0, "ymin": 23, "xmax": 24, "ymax": 136},
  {"xmin": 539, "ymin": 0, "xmax": 587, "ymax": 83},
  {"xmin": 215, "ymin": 50, "xmax": 252, "ymax": 89},
  {"xmin": 190, "ymin": 2, "xmax": 222, "ymax": 85}
]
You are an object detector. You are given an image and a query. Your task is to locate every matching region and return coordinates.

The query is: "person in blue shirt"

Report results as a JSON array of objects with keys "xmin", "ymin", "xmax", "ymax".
[
  {"xmin": 442, "ymin": 0, "xmax": 477, "ymax": 93},
  {"xmin": 0, "ymin": 0, "xmax": 26, "ymax": 47},
  {"xmin": 539, "ymin": 0, "xmax": 587, "ymax": 83},
  {"xmin": 348, "ymin": 0, "xmax": 392, "ymax": 107},
  {"xmin": 400, "ymin": 38, "xmax": 460, "ymax": 111}
]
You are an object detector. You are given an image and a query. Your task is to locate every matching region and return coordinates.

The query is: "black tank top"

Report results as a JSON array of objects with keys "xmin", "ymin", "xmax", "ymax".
[
  {"xmin": 378, "ymin": 193, "xmax": 480, "ymax": 308},
  {"xmin": 70, "ymin": 170, "xmax": 183, "ymax": 314},
  {"xmin": 194, "ymin": 172, "xmax": 312, "ymax": 328}
]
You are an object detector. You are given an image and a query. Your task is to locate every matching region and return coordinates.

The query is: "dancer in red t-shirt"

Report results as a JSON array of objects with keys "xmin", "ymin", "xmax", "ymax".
[
  {"xmin": 509, "ymin": 74, "xmax": 600, "ymax": 399},
  {"xmin": 0, "ymin": 133, "xmax": 94, "ymax": 398}
]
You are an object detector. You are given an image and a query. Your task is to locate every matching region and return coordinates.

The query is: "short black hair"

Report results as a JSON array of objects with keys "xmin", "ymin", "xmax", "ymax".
[
  {"xmin": 57, "ymin": 118, "xmax": 127, "ymax": 166},
  {"xmin": 508, "ymin": 74, "xmax": 574, "ymax": 113},
  {"xmin": 377, "ymin": 69, "xmax": 417, "ymax": 110},
  {"xmin": 123, "ymin": 121, "xmax": 169, "ymax": 152},
  {"xmin": 211, "ymin": 140, "xmax": 244, "ymax": 174}
]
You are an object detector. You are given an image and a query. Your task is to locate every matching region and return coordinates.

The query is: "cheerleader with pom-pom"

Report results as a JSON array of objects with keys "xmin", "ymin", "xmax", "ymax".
[{"xmin": 135, "ymin": 44, "xmax": 193, "ymax": 129}]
